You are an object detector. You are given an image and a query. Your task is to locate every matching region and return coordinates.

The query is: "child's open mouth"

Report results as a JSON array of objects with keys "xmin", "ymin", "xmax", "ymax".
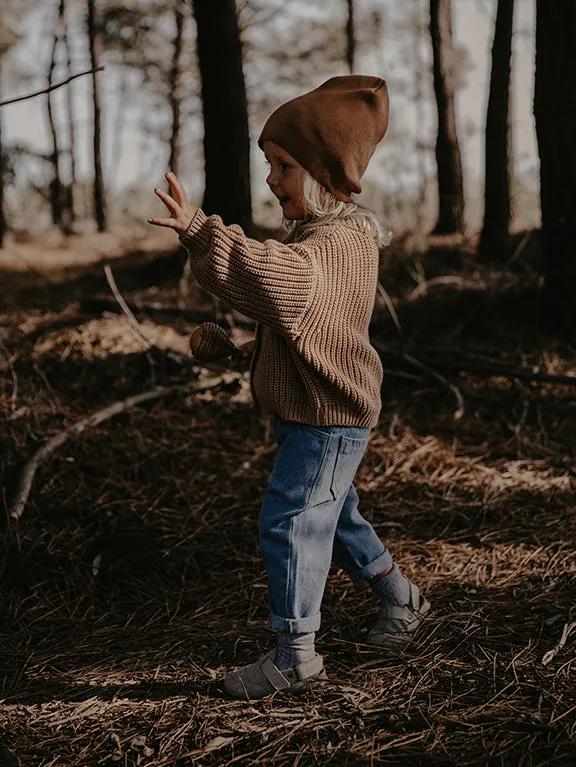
[{"xmin": 278, "ymin": 196, "xmax": 291, "ymax": 206}]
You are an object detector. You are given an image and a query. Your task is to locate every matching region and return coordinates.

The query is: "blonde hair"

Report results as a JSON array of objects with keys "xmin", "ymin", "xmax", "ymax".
[{"xmin": 284, "ymin": 171, "xmax": 392, "ymax": 248}]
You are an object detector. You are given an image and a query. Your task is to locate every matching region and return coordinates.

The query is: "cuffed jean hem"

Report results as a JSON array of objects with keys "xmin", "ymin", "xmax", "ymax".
[
  {"xmin": 349, "ymin": 550, "xmax": 394, "ymax": 584},
  {"xmin": 269, "ymin": 612, "xmax": 322, "ymax": 633}
]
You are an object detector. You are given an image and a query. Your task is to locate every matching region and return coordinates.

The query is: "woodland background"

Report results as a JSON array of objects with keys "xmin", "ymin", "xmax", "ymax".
[{"xmin": 0, "ymin": 1, "xmax": 574, "ymax": 765}]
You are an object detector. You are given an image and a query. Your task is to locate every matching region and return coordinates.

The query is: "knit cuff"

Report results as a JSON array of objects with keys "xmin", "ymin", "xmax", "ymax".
[{"xmin": 179, "ymin": 208, "xmax": 208, "ymax": 249}]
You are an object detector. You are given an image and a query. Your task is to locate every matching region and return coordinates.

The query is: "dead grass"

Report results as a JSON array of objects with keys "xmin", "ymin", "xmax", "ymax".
[{"xmin": 0, "ymin": 230, "xmax": 574, "ymax": 766}]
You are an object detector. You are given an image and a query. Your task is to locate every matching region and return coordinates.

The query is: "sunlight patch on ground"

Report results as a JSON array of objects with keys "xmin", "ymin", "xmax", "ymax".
[
  {"xmin": 364, "ymin": 430, "xmax": 573, "ymax": 500},
  {"xmin": 32, "ymin": 316, "xmax": 190, "ymax": 358},
  {"xmin": 412, "ymin": 540, "xmax": 576, "ymax": 588},
  {"xmin": 0, "ymin": 226, "xmax": 174, "ymax": 279}
]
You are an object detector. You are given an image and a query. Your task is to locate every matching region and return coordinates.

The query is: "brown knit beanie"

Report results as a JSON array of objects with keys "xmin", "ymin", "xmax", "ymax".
[{"xmin": 258, "ymin": 75, "xmax": 389, "ymax": 202}]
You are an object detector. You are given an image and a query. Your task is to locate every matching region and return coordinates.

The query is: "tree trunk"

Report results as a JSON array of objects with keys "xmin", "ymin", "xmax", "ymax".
[
  {"xmin": 191, "ymin": 0, "xmax": 253, "ymax": 233},
  {"xmin": 108, "ymin": 71, "xmax": 128, "ymax": 191},
  {"xmin": 413, "ymin": 0, "xmax": 427, "ymax": 236},
  {"xmin": 429, "ymin": 0, "xmax": 465, "ymax": 234},
  {"xmin": 62, "ymin": 0, "xmax": 76, "ymax": 224},
  {"xmin": 479, "ymin": 0, "xmax": 514, "ymax": 260},
  {"xmin": 87, "ymin": 0, "xmax": 107, "ymax": 232},
  {"xmin": 47, "ymin": 7, "xmax": 66, "ymax": 231},
  {"xmin": 346, "ymin": 0, "xmax": 356, "ymax": 74},
  {"xmin": 0, "ymin": 60, "xmax": 5, "ymax": 249},
  {"xmin": 168, "ymin": 5, "xmax": 185, "ymax": 178},
  {"xmin": 534, "ymin": 0, "xmax": 576, "ymax": 338}
]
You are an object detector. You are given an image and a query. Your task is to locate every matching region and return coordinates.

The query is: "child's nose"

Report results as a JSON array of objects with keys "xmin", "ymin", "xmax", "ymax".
[{"xmin": 266, "ymin": 170, "xmax": 277, "ymax": 188}]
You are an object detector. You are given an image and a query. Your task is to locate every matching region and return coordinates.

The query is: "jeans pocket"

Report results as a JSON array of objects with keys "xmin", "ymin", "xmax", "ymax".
[
  {"xmin": 330, "ymin": 435, "xmax": 369, "ymax": 500},
  {"xmin": 302, "ymin": 424, "xmax": 334, "ymax": 439}
]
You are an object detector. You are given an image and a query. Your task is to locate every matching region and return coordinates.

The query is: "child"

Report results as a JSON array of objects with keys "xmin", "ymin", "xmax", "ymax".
[{"xmin": 149, "ymin": 76, "xmax": 430, "ymax": 700}]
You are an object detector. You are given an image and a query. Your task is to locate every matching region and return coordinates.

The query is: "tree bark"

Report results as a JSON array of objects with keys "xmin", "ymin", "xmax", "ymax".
[
  {"xmin": 0, "ymin": 60, "xmax": 5, "ymax": 249},
  {"xmin": 61, "ymin": 0, "xmax": 76, "ymax": 224},
  {"xmin": 413, "ymin": 0, "xmax": 427, "ymax": 235},
  {"xmin": 429, "ymin": 0, "xmax": 465, "ymax": 234},
  {"xmin": 479, "ymin": 0, "xmax": 514, "ymax": 260},
  {"xmin": 168, "ymin": 5, "xmax": 185, "ymax": 178},
  {"xmin": 346, "ymin": 0, "xmax": 356, "ymax": 74},
  {"xmin": 191, "ymin": 0, "xmax": 253, "ymax": 233},
  {"xmin": 534, "ymin": 0, "xmax": 576, "ymax": 338},
  {"xmin": 47, "ymin": 5, "xmax": 66, "ymax": 231},
  {"xmin": 87, "ymin": 0, "xmax": 107, "ymax": 232}
]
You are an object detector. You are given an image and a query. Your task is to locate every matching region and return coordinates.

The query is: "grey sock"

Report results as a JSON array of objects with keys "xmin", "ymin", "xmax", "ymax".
[
  {"xmin": 274, "ymin": 631, "xmax": 316, "ymax": 670},
  {"xmin": 370, "ymin": 563, "xmax": 411, "ymax": 607}
]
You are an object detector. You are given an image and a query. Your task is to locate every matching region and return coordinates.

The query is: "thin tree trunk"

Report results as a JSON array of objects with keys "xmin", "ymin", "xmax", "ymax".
[
  {"xmin": 191, "ymin": 0, "xmax": 252, "ymax": 233},
  {"xmin": 429, "ymin": 0, "xmax": 465, "ymax": 234},
  {"xmin": 346, "ymin": 0, "xmax": 356, "ymax": 74},
  {"xmin": 479, "ymin": 0, "xmax": 514, "ymax": 259},
  {"xmin": 87, "ymin": 0, "xmax": 107, "ymax": 232},
  {"xmin": 168, "ymin": 4, "xmax": 185, "ymax": 178},
  {"xmin": 534, "ymin": 0, "xmax": 576, "ymax": 338},
  {"xmin": 47, "ymin": 6, "xmax": 66, "ymax": 231},
  {"xmin": 413, "ymin": 0, "xmax": 427, "ymax": 235},
  {"xmin": 61, "ymin": 0, "xmax": 76, "ymax": 224},
  {"xmin": 0, "ymin": 60, "xmax": 5, "ymax": 249},
  {"xmin": 107, "ymin": 71, "xmax": 127, "ymax": 190}
]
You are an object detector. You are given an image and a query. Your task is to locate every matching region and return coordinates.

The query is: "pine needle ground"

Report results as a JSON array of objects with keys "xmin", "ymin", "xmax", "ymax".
[{"xmin": 0, "ymin": 231, "xmax": 574, "ymax": 766}]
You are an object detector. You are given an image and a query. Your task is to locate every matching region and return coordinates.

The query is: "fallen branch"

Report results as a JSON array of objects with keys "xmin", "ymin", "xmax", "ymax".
[
  {"xmin": 9, "ymin": 373, "xmax": 241, "ymax": 521},
  {"xmin": 541, "ymin": 620, "xmax": 576, "ymax": 666},
  {"xmin": 426, "ymin": 356, "xmax": 576, "ymax": 387},
  {"xmin": 408, "ymin": 276, "xmax": 486, "ymax": 301},
  {"xmin": 402, "ymin": 351, "xmax": 465, "ymax": 420},
  {"xmin": 0, "ymin": 66, "xmax": 104, "ymax": 108},
  {"xmin": 375, "ymin": 341, "xmax": 576, "ymax": 387},
  {"xmin": 373, "ymin": 342, "xmax": 465, "ymax": 419}
]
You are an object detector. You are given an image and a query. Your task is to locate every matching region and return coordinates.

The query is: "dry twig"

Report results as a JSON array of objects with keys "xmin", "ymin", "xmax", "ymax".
[
  {"xmin": 408, "ymin": 275, "xmax": 486, "ymax": 301},
  {"xmin": 377, "ymin": 282, "xmax": 402, "ymax": 338},
  {"xmin": 541, "ymin": 620, "xmax": 576, "ymax": 666},
  {"xmin": 0, "ymin": 67, "xmax": 104, "ymax": 108},
  {"xmin": 103, "ymin": 265, "xmax": 150, "ymax": 351}
]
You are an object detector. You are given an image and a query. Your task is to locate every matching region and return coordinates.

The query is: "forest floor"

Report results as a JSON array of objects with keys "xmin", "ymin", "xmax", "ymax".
[{"xmin": 0, "ymin": 226, "xmax": 574, "ymax": 766}]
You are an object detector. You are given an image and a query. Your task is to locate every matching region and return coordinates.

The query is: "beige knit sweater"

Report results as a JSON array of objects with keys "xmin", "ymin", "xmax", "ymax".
[{"xmin": 180, "ymin": 209, "xmax": 383, "ymax": 428}]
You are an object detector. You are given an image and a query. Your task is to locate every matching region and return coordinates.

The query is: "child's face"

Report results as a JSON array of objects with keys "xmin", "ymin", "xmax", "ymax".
[{"xmin": 263, "ymin": 141, "xmax": 307, "ymax": 220}]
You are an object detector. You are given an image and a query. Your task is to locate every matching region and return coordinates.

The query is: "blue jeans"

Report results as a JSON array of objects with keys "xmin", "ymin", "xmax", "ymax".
[{"xmin": 260, "ymin": 416, "xmax": 393, "ymax": 633}]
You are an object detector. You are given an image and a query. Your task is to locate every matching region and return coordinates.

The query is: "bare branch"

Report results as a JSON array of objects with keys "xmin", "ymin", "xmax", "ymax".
[
  {"xmin": 403, "ymin": 350, "xmax": 465, "ymax": 420},
  {"xmin": 0, "ymin": 66, "xmax": 104, "ymax": 108},
  {"xmin": 104, "ymin": 265, "xmax": 150, "ymax": 351},
  {"xmin": 541, "ymin": 621, "xmax": 576, "ymax": 666},
  {"xmin": 377, "ymin": 282, "xmax": 402, "ymax": 339},
  {"xmin": 9, "ymin": 373, "xmax": 241, "ymax": 522},
  {"xmin": 374, "ymin": 341, "xmax": 576, "ymax": 388}
]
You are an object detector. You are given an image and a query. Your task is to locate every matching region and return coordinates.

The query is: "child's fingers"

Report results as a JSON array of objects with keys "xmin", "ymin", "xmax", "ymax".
[
  {"xmin": 154, "ymin": 186, "xmax": 181, "ymax": 214},
  {"xmin": 165, "ymin": 172, "xmax": 188, "ymax": 205},
  {"xmin": 147, "ymin": 216, "xmax": 178, "ymax": 229}
]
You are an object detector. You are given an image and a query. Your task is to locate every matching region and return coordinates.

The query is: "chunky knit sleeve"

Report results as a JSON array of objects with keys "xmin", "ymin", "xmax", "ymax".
[{"xmin": 179, "ymin": 209, "xmax": 315, "ymax": 334}]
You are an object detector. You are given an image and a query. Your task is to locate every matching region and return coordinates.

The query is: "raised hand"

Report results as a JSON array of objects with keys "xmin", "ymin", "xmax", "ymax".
[{"xmin": 148, "ymin": 171, "xmax": 199, "ymax": 236}]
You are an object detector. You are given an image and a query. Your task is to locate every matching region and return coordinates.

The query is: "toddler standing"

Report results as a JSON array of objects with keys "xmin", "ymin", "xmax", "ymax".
[{"xmin": 149, "ymin": 76, "xmax": 430, "ymax": 700}]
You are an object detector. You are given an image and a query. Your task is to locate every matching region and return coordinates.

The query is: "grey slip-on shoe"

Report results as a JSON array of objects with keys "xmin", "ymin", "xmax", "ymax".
[
  {"xmin": 367, "ymin": 583, "xmax": 431, "ymax": 649},
  {"xmin": 222, "ymin": 650, "xmax": 328, "ymax": 700}
]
